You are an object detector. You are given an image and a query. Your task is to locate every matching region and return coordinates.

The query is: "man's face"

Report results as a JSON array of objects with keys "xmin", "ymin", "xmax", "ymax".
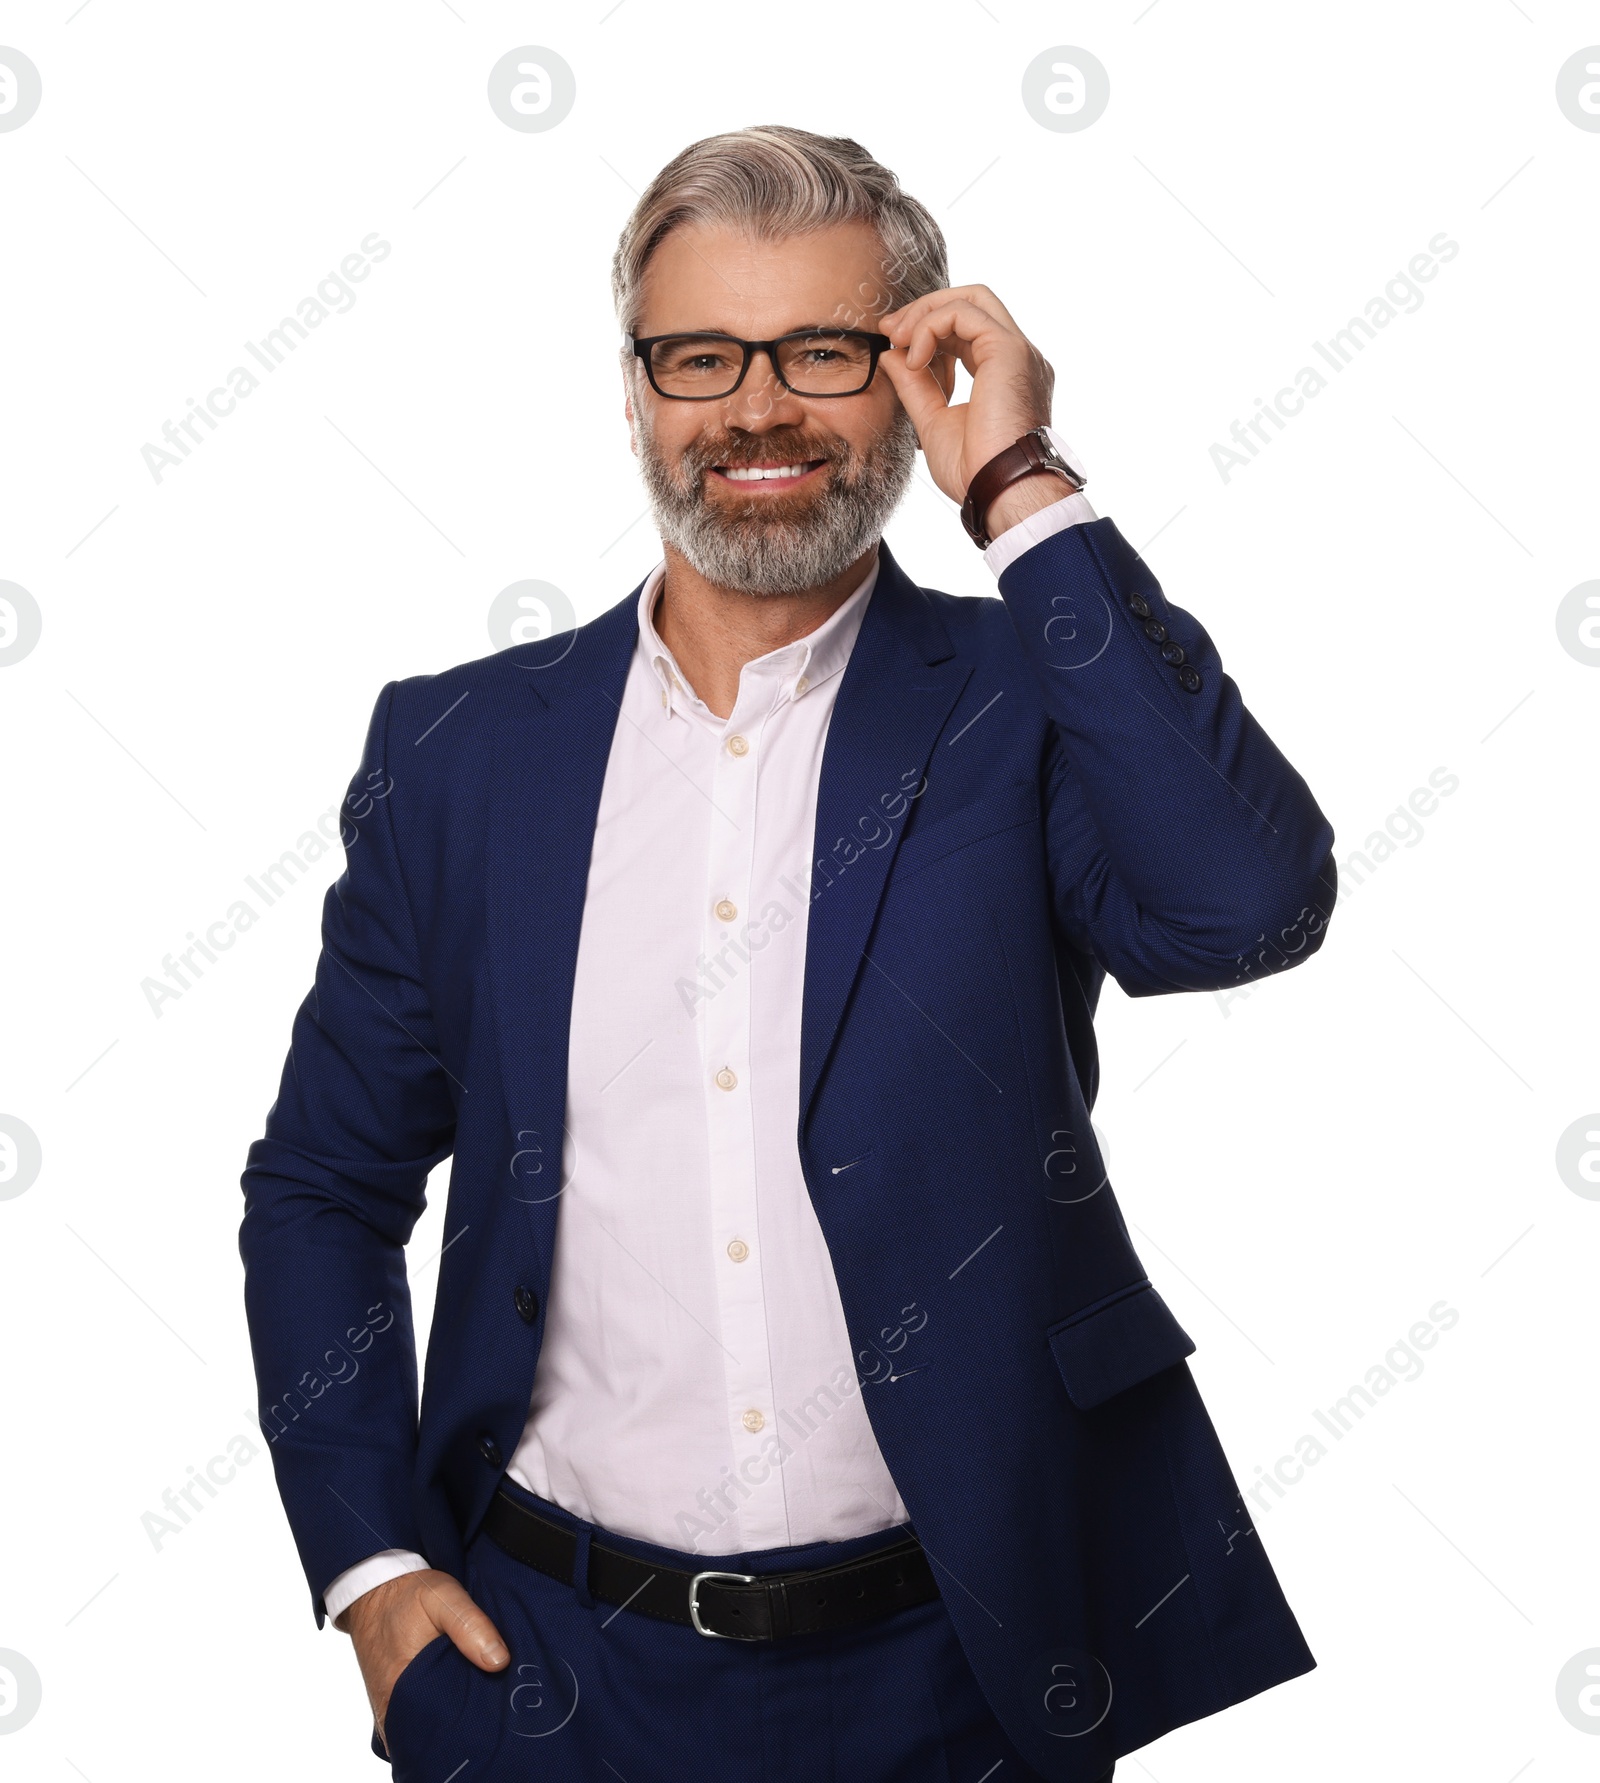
[{"xmin": 625, "ymin": 219, "xmax": 922, "ymax": 596}]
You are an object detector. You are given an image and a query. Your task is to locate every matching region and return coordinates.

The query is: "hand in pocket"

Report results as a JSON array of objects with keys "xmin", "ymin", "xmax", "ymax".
[{"xmin": 337, "ymin": 1568, "xmax": 510, "ymax": 1753}]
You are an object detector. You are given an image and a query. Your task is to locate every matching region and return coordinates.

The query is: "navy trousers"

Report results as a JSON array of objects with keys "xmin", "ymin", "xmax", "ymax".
[{"xmin": 377, "ymin": 1474, "xmax": 1113, "ymax": 1781}]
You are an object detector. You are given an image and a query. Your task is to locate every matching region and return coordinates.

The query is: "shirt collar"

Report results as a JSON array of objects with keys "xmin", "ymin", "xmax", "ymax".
[{"xmin": 637, "ymin": 551, "xmax": 880, "ymax": 724}]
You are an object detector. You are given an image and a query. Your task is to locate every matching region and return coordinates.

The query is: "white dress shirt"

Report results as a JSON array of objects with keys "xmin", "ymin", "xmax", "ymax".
[{"xmin": 322, "ymin": 455, "xmax": 1097, "ymax": 1622}]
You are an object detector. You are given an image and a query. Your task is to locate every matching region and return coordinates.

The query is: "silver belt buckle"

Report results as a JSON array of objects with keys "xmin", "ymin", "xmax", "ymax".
[{"xmin": 688, "ymin": 1568, "xmax": 760, "ymax": 1639}]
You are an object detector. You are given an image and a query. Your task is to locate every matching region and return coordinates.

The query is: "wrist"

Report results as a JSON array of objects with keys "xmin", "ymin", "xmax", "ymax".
[
  {"xmin": 326, "ymin": 1548, "xmax": 434, "ymax": 1629},
  {"xmin": 984, "ymin": 468, "xmax": 1080, "ymax": 538},
  {"xmin": 960, "ymin": 425, "xmax": 1088, "ymax": 548},
  {"xmin": 335, "ymin": 1567, "xmax": 416, "ymax": 1636}
]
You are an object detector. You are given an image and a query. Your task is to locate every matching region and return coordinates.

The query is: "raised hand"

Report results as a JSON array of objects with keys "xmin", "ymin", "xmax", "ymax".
[{"xmin": 876, "ymin": 285, "xmax": 1055, "ymax": 506}]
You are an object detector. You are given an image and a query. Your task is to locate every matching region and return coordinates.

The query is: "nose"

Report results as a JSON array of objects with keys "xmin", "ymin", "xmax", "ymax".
[{"xmin": 719, "ymin": 348, "xmax": 808, "ymax": 431}]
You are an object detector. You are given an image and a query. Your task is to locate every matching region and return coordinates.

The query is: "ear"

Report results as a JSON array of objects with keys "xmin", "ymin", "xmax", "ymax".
[{"xmin": 622, "ymin": 372, "xmax": 637, "ymax": 455}]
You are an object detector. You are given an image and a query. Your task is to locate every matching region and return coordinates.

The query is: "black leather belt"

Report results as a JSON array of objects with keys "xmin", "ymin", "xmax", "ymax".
[{"xmin": 481, "ymin": 1487, "xmax": 939, "ymax": 1640}]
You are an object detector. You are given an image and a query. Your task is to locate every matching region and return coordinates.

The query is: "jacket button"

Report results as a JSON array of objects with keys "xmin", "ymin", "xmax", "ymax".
[
  {"xmin": 478, "ymin": 1435, "xmax": 503, "ymax": 1468},
  {"xmin": 1178, "ymin": 666, "xmax": 1203, "ymax": 693},
  {"xmin": 1142, "ymin": 619, "xmax": 1168, "ymax": 643},
  {"xmin": 1160, "ymin": 642, "xmax": 1186, "ymax": 665},
  {"xmin": 514, "ymin": 1285, "xmax": 539, "ymax": 1324},
  {"xmin": 1128, "ymin": 595, "xmax": 1152, "ymax": 618}
]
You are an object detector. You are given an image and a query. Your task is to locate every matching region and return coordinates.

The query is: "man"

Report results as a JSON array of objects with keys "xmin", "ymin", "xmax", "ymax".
[{"xmin": 240, "ymin": 125, "xmax": 1336, "ymax": 1781}]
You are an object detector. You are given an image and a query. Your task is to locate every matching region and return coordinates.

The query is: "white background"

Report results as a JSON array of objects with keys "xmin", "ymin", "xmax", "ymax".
[{"xmin": 1, "ymin": 4, "xmax": 1597, "ymax": 1779}]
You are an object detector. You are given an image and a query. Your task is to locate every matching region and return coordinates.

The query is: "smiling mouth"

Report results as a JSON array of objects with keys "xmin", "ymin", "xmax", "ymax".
[{"xmin": 710, "ymin": 458, "xmax": 828, "ymax": 488}]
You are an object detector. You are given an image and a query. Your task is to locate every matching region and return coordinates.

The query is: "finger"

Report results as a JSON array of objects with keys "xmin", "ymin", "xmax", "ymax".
[
  {"xmin": 908, "ymin": 324, "xmax": 980, "ymax": 381},
  {"xmin": 883, "ymin": 284, "xmax": 1023, "ymax": 340},
  {"xmin": 884, "ymin": 297, "xmax": 998, "ymax": 370},
  {"xmin": 896, "ymin": 295, "xmax": 1009, "ymax": 362},
  {"xmin": 955, "ymin": 284, "xmax": 1023, "ymax": 332},
  {"xmin": 875, "ymin": 345, "xmax": 954, "ymax": 439},
  {"xmin": 418, "ymin": 1577, "xmax": 510, "ymax": 1670},
  {"xmin": 882, "ymin": 333, "xmax": 959, "ymax": 403},
  {"xmin": 883, "ymin": 285, "xmax": 1020, "ymax": 332},
  {"xmin": 924, "ymin": 348, "xmax": 959, "ymax": 403},
  {"xmin": 898, "ymin": 298, "xmax": 1015, "ymax": 378}
]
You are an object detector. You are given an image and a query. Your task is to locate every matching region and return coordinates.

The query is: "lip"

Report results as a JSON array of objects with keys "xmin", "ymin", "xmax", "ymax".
[{"xmin": 709, "ymin": 458, "xmax": 828, "ymax": 490}]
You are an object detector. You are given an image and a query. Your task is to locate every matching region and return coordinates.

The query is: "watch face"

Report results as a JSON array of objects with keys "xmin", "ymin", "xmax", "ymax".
[{"xmin": 1042, "ymin": 426, "xmax": 1088, "ymax": 484}]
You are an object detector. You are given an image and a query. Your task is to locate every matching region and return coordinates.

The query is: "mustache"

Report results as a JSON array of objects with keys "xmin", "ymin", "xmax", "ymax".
[{"xmin": 686, "ymin": 437, "xmax": 842, "ymax": 472}]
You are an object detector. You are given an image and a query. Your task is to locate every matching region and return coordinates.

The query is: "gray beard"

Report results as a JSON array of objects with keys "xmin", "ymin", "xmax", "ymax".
[{"xmin": 634, "ymin": 402, "xmax": 919, "ymax": 596}]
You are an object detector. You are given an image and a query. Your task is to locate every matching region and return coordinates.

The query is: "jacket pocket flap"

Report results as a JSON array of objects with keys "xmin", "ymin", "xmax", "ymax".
[
  {"xmin": 1046, "ymin": 1281, "xmax": 1196, "ymax": 1411},
  {"xmin": 893, "ymin": 781, "xmax": 1040, "ymax": 880}
]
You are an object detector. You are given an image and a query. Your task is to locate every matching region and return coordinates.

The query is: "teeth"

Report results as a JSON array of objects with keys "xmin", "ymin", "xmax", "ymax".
[{"xmin": 721, "ymin": 461, "xmax": 816, "ymax": 482}]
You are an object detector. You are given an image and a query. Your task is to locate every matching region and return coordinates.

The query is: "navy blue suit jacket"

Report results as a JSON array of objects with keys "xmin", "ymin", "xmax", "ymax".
[{"xmin": 241, "ymin": 515, "xmax": 1336, "ymax": 1778}]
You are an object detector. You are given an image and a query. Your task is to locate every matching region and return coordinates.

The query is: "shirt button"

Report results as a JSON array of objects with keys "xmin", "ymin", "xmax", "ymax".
[
  {"xmin": 726, "ymin": 1238, "xmax": 749, "ymax": 1263},
  {"xmin": 795, "ymin": 675, "xmax": 809, "ymax": 695},
  {"xmin": 726, "ymin": 734, "xmax": 749, "ymax": 756},
  {"xmin": 742, "ymin": 1409, "xmax": 765, "ymax": 1433},
  {"xmin": 660, "ymin": 689, "xmax": 668, "ymax": 708},
  {"xmin": 715, "ymin": 1067, "xmax": 738, "ymax": 1090},
  {"xmin": 715, "ymin": 899, "xmax": 738, "ymax": 922}
]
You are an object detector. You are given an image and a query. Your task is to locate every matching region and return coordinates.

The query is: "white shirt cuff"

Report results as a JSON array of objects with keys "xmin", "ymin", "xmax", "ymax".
[
  {"xmin": 323, "ymin": 1548, "xmax": 432, "ymax": 1625},
  {"xmin": 982, "ymin": 488, "xmax": 1099, "ymax": 578}
]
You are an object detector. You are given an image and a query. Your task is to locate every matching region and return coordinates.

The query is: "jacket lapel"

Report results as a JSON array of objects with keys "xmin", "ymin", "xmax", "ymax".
[
  {"xmin": 483, "ymin": 583, "xmax": 640, "ymax": 1269},
  {"xmin": 796, "ymin": 540, "xmax": 972, "ymax": 1139}
]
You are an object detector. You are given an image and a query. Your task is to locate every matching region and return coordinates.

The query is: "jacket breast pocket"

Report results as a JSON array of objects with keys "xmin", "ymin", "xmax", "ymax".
[
  {"xmin": 892, "ymin": 781, "xmax": 1040, "ymax": 883},
  {"xmin": 1045, "ymin": 1279, "xmax": 1196, "ymax": 1411}
]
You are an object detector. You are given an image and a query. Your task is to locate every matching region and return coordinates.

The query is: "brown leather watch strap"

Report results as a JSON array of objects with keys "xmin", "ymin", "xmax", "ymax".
[{"xmin": 959, "ymin": 425, "xmax": 1086, "ymax": 549}]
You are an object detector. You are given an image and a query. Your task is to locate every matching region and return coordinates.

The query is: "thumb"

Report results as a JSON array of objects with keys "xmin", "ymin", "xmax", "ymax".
[
  {"xmin": 419, "ymin": 1575, "xmax": 510, "ymax": 1672},
  {"xmin": 876, "ymin": 345, "xmax": 953, "ymax": 443}
]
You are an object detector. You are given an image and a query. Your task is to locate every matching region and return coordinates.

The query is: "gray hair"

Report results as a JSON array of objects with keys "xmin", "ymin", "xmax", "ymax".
[{"xmin": 610, "ymin": 125, "xmax": 949, "ymax": 364}]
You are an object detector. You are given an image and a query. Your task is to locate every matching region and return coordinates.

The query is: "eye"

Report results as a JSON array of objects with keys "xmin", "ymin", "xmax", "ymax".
[{"xmin": 652, "ymin": 338, "xmax": 741, "ymax": 377}]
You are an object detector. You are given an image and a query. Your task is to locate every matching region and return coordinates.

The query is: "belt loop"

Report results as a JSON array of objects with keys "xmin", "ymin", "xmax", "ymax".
[{"xmin": 570, "ymin": 1522, "xmax": 595, "ymax": 1609}]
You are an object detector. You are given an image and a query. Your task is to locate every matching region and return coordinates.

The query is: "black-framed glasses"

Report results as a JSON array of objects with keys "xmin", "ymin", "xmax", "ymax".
[{"xmin": 630, "ymin": 328, "xmax": 892, "ymax": 400}]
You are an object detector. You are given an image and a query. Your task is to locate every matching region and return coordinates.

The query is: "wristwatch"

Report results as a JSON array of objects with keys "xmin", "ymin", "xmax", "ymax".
[{"xmin": 959, "ymin": 425, "xmax": 1088, "ymax": 550}]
